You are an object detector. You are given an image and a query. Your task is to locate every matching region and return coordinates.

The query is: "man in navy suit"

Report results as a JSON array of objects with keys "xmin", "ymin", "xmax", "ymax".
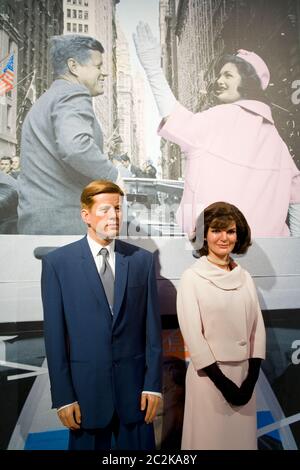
[{"xmin": 41, "ymin": 180, "xmax": 162, "ymax": 450}]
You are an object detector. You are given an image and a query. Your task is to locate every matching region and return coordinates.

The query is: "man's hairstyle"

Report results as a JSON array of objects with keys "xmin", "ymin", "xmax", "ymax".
[
  {"xmin": 112, "ymin": 155, "xmax": 123, "ymax": 162},
  {"xmin": 120, "ymin": 154, "xmax": 130, "ymax": 163},
  {"xmin": 1, "ymin": 156, "xmax": 12, "ymax": 163},
  {"xmin": 49, "ymin": 34, "xmax": 104, "ymax": 77},
  {"xmin": 197, "ymin": 201, "xmax": 251, "ymax": 256},
  {"xmin": 215, "ymin": 54, "xmax": 267, "ymax": 103},
  {"xmin": 81, "ymin": 180, "xmax": 124, "ymax": 209}
]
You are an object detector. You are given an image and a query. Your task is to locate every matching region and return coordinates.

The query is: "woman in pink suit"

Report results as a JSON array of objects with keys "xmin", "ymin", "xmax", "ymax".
[
  {"xmin": 134, "ymin": 23, "xmax": 300, "ymax": 238},
  {"xmin": 177, "ymin": 201, "xmax": 266, "ymax": 449}
]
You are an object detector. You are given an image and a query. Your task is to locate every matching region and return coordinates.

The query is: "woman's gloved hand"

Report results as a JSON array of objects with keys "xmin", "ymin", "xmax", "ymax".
[
  {"xmin": 202, "ymin": 360, "xmax": 262, "ymax": 407},
  {"xmin": 133, "ymin": 21, "xmax": 161, "ymax": 77},
  {"xmin": 238, "ymin": 358, "xmax": 262, "ymax": 405},
  {"xmin": 133, "ymin": 21, "xmax": 176, "ymax": 118},
  {"xmin": 202, "ymin": 362, "xmax": 242, "ymax": 405}
]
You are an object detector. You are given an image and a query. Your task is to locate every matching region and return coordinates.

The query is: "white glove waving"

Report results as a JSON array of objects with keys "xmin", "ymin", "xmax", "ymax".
[
  {"xmin": 133, "ymin": 21, "xmax": 176, "ymax": 118},
  {"xmin": 133, "ymin": 22, "xmax": 161, "ymax": 77}
]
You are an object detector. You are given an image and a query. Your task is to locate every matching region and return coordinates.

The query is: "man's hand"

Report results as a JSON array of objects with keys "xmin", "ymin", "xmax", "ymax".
[
  {"xmin": 140, "ymin": 393, "xmax": 162, "ymax": 424},
  {"xmin": 57, "ymin": 402, "xmax": 81, "ymax": 430}
]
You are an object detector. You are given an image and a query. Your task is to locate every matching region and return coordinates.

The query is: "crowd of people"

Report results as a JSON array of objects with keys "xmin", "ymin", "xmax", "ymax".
[
  {"xmin": 111, "ymin": 153, "xmax": 157, "ymax": 179},
  {"xmin": 0, "ymin": 155, "xmax": 20, "ymax": 233}
]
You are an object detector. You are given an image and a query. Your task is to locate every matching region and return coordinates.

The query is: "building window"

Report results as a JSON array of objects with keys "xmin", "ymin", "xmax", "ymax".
[
  {"xmin": 84, "ymin": 0, "xmax": 88, "ymax": 5},
  {"xmin": 67, "ymin": 22, "xmax": 71, "ymax": 32},
  {"xmin": 78, "ymin": 10, "xmax": 82, "ymax": 19},
  {"xmin": 7, "ymin": 104, "xmax": 13, "ymax": 132},
  {"xmin": 78, "ymin": 23, "xmax": 83, "ymax": 32},
  {"xmin": 84, "ymin": 24, "xmax": 88, "ymax": 33},
  {"xmin": 72, "ymin": 0, "xmax": 77, "ymax": 4},
  {"xmin": 67, "ymin": 0, "xmax": 71, "ymax": 3},
  {"xmin": 78, "ymin": 0, "xmax": 82, "ymax": 4},
  {"xmin": 84, "ymin": 11, "xmax": 88, "ymax": 20},
  {"xmin": 67, "ymin": 9, "xmax": 71, "ymax": 18},
  {"xmin": 8, "ymin": 38, "xmax": 14, "ymax": 54},
  {"xmin": 72, "ymin": 23, "xmax": 77, "ymax": 32},
  {"xmin": 72, "ymin": 9, "xmax": 77, "ymax": 18}
]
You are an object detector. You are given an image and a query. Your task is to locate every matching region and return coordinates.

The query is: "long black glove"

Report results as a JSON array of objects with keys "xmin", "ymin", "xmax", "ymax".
[
  {"xmin": 238, "ymin": 358, "xmax": 262, "ymax": 405},
  {"xmin": 201, "ymin": 362, "xmax": 242, "ymax": 405}
]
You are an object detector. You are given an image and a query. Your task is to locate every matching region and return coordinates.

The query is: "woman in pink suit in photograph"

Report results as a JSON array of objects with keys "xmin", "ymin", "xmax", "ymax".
[
  {"xmin": 134, "ymin": 23, "xmax": 300, "ymax": 239},
  {"xmin": 177, "ymin": 201, "xmax": 266, "ymax": 450}
]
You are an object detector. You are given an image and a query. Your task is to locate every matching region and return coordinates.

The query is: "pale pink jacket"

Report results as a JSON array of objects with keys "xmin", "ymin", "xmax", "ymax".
[
  {"xmin": 176, "ymin": 257, "xmax": 266, "ymax": 370},
  {"xmin": 158, "ymin": 100, "xmax": 300, "ymax": 238}
]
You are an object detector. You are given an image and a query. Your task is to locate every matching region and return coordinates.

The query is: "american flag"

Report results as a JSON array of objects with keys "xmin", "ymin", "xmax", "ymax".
[{"xmin": 0, "ymin": 54, "xmax": 14, "ymax": 95}]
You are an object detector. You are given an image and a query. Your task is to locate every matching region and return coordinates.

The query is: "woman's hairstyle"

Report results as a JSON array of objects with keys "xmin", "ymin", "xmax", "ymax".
[
  {"xmin": 196, "ymin": 201, "xmax": 252, "ymax": 257},
  {"xmin": 81, "ymin": 180, "xmax": 124, "ymax": 210},
  {"xmin": 214, "ymin": 54, "xmax": 268, "ymax": 102},
  {"xmin": 49, "ymin": 35, "xmax": 104, "ymax": 77}
]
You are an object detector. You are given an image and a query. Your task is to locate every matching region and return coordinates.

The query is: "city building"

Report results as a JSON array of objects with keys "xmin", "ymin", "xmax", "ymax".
[
  {"xmin": 132, "ymin": 72, "xmax": 146, "ymax": 167},
  {"xmin": 64, "ymin": 0, "xmax": 91, "ymax": 35},
  {"xmin": 159, "ymin": 0, "xmax": 181, "ymax": 179},
  {"xmin": 115, "ymin": 19, "xmax": 147, "ymax": 170},
  {"xmin": 116, "ymin": 21, "xmax": 133, "ymax": 156},
  {"xmin": 15, "ymin": 0, "xmax": 64, "ymax": 153},
  {"xmin": 0, "ymin": 0, "xmax": 20, "ymax": 158}
]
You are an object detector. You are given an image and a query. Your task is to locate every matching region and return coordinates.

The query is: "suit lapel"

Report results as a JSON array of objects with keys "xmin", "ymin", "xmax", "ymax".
[
  {"xmin": 79, "ymin": 237, "xmax": 112, "ymax": 322},
  {"xmin": 113, "ymin": 240, "xmax": 129, "ymax": 324}
]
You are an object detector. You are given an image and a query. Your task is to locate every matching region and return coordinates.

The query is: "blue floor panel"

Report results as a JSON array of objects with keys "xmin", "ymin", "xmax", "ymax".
[
  {"xmin": 257, "ymin": 410, "xmax": 281, "ymax": 441},
  {"xmin": 24, "ymin": 429, "xmax": 69, "ymax": 450}
]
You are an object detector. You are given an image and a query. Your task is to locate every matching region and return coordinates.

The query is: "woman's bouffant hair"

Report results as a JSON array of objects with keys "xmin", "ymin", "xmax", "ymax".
[
  {"xmin": 197, "ymin": 201, "xmax": 252, "ymax": 257},
  {"xmin": 214, "ymin": 54, "xmax": 268, "ymax": 104},
  {"xmin": 81, "ymin": 180, "xmax": 124, "ymax": 209}
]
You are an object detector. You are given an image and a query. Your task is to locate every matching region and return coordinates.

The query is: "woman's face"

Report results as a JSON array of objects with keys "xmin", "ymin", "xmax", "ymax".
[
  {"xmin": 206, "ymin": 221, "xmax": 237, "ymax": 258},
  {"xmin": 215, "ymin": 63, "xmax": 242, "ymax": 103}
]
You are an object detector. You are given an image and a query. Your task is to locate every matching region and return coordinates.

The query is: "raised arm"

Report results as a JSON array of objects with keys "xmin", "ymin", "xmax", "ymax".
[{"xmin": 133, "ymin": 21, "xmax": 176, "ymax": 118}]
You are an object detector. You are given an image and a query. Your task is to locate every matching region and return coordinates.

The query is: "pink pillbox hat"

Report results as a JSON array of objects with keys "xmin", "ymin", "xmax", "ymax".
[{"xmin": 236, "ymin": 49, "xmax": 270, "ymax": 90}]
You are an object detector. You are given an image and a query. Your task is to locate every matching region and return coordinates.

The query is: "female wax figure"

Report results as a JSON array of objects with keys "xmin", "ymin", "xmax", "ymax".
[
  {"xmin": 176, "ymin": 201, "xmax": 266, "ymax": 449},
  {"xmin": 133, "ymin": 22, "xmax": 300, "ymax": 239}
]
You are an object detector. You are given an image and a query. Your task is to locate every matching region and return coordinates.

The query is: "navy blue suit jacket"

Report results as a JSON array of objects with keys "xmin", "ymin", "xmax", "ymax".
[{"xmin": 41, "ymin": 237, "xmax": 162, "ymax": 429}]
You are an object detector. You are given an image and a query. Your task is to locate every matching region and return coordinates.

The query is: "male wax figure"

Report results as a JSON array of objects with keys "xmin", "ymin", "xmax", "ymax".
[
  {"xmin": 18, "ymin": 34, "xmax": 122, "ymax": 235},
  {"xmin": 41, "ymin": 180, "xmax": 162, "ymax": 450}
]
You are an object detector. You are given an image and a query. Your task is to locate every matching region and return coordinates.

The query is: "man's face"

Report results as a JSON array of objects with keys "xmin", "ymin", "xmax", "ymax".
[
  {"xmin": 75, "ymin": 50, "xmax": 107, "ymax": 97},
  {"xmin": 11, "ymin": 156, "xmax": 20, "ymax": 170},
  {"xmin": 0, "ymin": 159, "xmax": 11, "ymax": 174},
  {"xmin": 81, "ymin": 193, "xmax": 123, "ymax": 242}
]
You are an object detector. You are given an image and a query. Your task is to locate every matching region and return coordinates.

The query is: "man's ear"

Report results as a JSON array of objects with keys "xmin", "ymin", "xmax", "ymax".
[
  {"xmin": 67, "ymin": 58, "xmax": 79, "ymax": 76},
  {"xmin": 81, "ymin": 208, "xmax": 90, "ymax": 225}
]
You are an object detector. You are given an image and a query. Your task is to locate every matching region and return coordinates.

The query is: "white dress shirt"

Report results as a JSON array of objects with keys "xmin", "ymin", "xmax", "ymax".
[{"xmin": 57, "ymin": 235, "xmax": 161, "ymax": 412}]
